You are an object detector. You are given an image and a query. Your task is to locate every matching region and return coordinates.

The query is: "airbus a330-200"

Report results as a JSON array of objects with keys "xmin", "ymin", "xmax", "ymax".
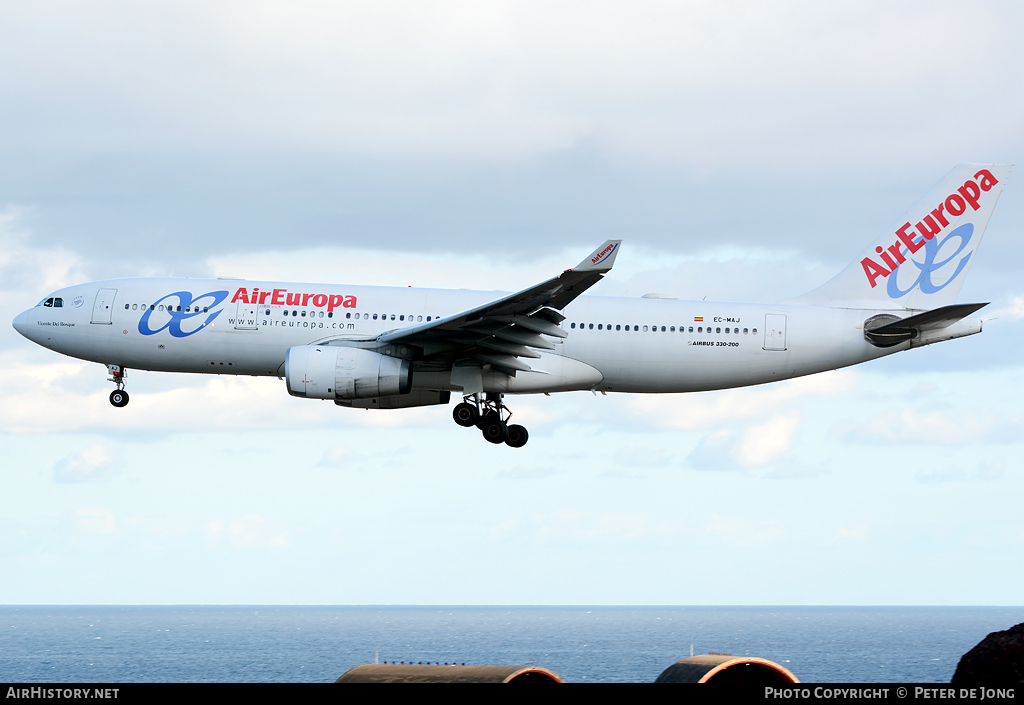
[{"xmin": 12, "ymin": 164, "xmax": 1009, "ymax": 448}]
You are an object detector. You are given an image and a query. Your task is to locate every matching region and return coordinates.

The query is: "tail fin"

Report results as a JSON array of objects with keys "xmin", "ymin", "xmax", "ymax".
[{"xmin": 787, "ymin": 164, "xmax": 1011, "ymax": 310}]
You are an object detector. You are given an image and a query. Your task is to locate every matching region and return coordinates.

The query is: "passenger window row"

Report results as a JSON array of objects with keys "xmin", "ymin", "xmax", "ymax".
[
  {"xmin": 126, "ymin": 304, "xmax": 209, "ymax": 313},
  {"xmin": 570, "ymin": 322, "xmax": 757, "ymax": 335}
]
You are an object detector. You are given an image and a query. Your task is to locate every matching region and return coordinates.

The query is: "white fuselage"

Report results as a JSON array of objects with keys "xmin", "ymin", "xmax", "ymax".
[{"xmin": 14, "ymin": 277, "xmax": 911, "ymax": 396}]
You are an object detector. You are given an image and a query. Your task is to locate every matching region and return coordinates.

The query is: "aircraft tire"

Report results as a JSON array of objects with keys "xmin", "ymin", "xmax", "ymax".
[
  {"xmin": 478, "ymin": 409, "xmax": 500, "ymax": 430},
  {"xmin": 452, "ymin": 403, "xmax": 479, "ymax": 427},
  {"xmin": 482, "ymin": 420, "xmax": 508, "ymax": 444},
  {"xmin": 505, "ymin": 424, "xmax": 529, "ymax": 448},
  {"xmin": 109, "ymin": 390, "xmax": 129, "ymax": 408}
]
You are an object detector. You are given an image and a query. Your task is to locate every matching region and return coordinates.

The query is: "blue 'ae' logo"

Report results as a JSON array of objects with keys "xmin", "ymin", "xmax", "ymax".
[
  {"xmin": 138, "ymin": 290, "xmax": 229, "ymax": 337},
  {"xmin": 887, "ymin": 223, "xmax": 974, "ymax": 299}
]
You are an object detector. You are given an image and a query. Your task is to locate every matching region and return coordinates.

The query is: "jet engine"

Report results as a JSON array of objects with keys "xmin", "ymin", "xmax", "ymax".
[{"xmin": 285, "ymin": 345, "xmax": 412, "ymax": 400}]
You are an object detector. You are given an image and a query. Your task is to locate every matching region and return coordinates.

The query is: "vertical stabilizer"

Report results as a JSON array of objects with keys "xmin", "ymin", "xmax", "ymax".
[{"xmin": 787, "ymin": 164, "xmax": 1010, "ymax": 310}]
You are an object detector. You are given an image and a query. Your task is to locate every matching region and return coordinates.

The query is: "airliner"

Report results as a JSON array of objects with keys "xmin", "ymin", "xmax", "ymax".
[{"xmin": 12, "ymin": 164, "xmax": 1009, "ymax": 447}]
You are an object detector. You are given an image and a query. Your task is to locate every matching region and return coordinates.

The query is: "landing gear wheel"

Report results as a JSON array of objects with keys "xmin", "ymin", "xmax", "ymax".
[
  {"xmin": 478, "ymin": 409, "xmax": 501, "ymax": 430},
  {"xmin": 505, "ymin": 424, "xmax": 529, "ymax": 448},
  {"xmin": 482, "ymin": 420, "xmax": 508, "ymax": 444},
  {"xmin": 452, "ymin": 403, "xmax": 479, "ymax": 428},
  {"xmin": 109, "ymin": 390, "xmax": 129, "ymax": 408}
]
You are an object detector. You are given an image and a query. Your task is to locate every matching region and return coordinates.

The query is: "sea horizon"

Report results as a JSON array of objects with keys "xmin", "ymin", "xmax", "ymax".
[{"xmin": 2, "ymin": 605, "xmax": 1021, "ymax": 683}]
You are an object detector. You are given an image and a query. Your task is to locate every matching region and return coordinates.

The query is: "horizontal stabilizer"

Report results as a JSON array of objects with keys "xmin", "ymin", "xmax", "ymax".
[{"xmin": 864, "ymin": 302, "xmax": 988, "ymax": 347}]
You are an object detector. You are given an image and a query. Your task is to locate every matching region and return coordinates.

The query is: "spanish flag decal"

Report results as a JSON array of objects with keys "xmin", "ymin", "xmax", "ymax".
[{"xmin": 694, "ymin": 316, "xmax": 703, "ymax": 322}]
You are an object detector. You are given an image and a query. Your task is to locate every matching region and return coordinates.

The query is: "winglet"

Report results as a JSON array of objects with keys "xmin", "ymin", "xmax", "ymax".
[{"xmin": 574, "ymin": 240, "xmax": 622, "ymax": 272}]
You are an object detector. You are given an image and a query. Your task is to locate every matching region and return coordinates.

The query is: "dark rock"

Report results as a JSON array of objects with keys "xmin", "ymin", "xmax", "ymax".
[{"xmin": 951, "ymin": 622, "xmax": 1024, "ymax": 685}]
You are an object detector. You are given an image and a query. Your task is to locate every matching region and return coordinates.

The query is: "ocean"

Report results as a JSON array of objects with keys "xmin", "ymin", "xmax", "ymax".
[{"xmin": 1, "ymin": 606, "xmax": 1020, "ymax": 683}]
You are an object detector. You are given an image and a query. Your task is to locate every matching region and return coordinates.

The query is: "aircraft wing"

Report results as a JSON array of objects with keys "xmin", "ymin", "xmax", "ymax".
[{"xmin": 373, "ymin": 240, "xmax": 621, "ymax": 376}]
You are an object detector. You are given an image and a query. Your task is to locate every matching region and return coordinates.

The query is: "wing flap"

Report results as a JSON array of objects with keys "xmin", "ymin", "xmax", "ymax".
[{"xmin": 370, "ymin": 241, "xmax": 621, "ymax": 383}]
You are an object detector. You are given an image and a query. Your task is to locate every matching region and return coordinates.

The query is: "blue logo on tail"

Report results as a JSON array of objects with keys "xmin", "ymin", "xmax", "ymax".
[{"xmin": 887, "ymin": 223, "xmax": 974, "ymax": 299}]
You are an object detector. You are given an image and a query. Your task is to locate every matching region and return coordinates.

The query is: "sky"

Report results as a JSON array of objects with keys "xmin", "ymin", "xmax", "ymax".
[{"xmin": 2, "ymin": 1, "xmax": 1024, "ymax": 605}]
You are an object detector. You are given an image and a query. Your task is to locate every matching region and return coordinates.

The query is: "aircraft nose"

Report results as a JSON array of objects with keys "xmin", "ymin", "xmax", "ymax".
[{"xmin": 12, "ymin": 310, "xmax": 29, "ymax": 338}]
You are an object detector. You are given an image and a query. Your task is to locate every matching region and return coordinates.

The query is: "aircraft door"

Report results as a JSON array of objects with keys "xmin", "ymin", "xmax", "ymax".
[
  {"xmin": 763, "ymin": 314, "xmax": 787, "ymax": 351},
  {"xmin": 91, "ymin": 288, "xmax": 117, "ymax": 324},
  {"xmin": 234, "ymin": 300, "xmax": 259, "ymax": 330}
]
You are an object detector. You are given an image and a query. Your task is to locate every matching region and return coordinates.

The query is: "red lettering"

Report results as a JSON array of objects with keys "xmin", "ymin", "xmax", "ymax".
[
  {"xmin": 945, "ymin": 194, "xmax": 966, "ymax": 217},
  {"xmin": 327, "ymin": 295, "xmax": 343, "ymax": 313},
  {"xmin": 886, "ymin": 244, "xmax": 907, "ymax": 265},
  {"xmin": 271, "ymin": 289, "xmax": 286, "ymax": 305},
  {"xmin": 301, "ymin": 293, "xmax": 313, "ymax": 306},
  {"xmin": 876, "ymin": 246, "xmax": 898, "ymax": 271},
  {"xmin": 861, "ymin": 257, "xmax": 890, "ymax": 288},
  {"xmin": 286, "ymin": 293, "xmax": 301, "ymax": 306},
  {"xmin": 931, "ymin": 203, "xmax": 949, "ymax": 228},
  {"xmin": 591, "ymin": 244, "xmax": 613, "ymax": 263},
  {"xmin": 975, "ymin": 169, "xmax": 999, "ymax": 191},
  {"xmin": 230, "ymin": 288, "xmax": 249, "ymax": 304},
  {"xmin": 312, "ymin": 294, "xmax": 328, "ymax": 307},
  {"xmin": 915, "ymin": 214, "xmax": 942, "ymax": 240},
  {"xmin": 259, "ymin": 291, "xmax": 271, "ymax": 304},
  {"xmin": 343, "ymin": 296, "xmax": 358, "ymax": 309},
  {"xmin": 895, "ymin": 223, "xmax": 925, "ymax": 254},
  {"xmin": 957, "ymin": 180, "xmax": 982, "ymax": 211}
]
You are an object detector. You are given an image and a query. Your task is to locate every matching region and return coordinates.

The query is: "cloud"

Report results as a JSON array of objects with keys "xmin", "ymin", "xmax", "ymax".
[
  {"xmin": 0, "ymin": 351, "xmax": 447, "ymax": 436},
  {"xmin": 986, "ymin": 297, "xmax": 1024, "ymax": 321},
  {"xmin": 53, "ymin": 444, "xmax": 121, "ymax": 483},
  {"xmin": 915, "ymin": 466, "xmax": 968, "ymax": 484},
  {"xmin": 702, "ymin": 514, "xmax": 784, "ymax": 546},
  {"xmin": 316, "ymin": 444, "xmax": 358, "ymax": 468},
  {"xmin": 0, "ymin": 208, "xmax": 87, "ymax": 296},
  {"xmin": 735, "ymin": 413, "xmax": 801, "ymax": 467},
  {"xmin": 685, "ymin": 413, "xmax": 801, "ymax": 471},
  {"xmin": 833, "ymin": 525, "xmax": 868, "ymax": 542},
  {"xmin": 629, "ymin": 371, "xmax": 854, "ymax": 431},
  {"xmin": 527, "ymin": 510, "xmax": 679, "ymax": 542},
  {"xmin": 1, "ymin": 2, "xmax": 1017, "ymax": 171},
  {"xmin": 975, "ymin": 458, "xmax": 1006, "ymax": 480},
  {"xmin": 495, "ymin": 466, "xmax": 563, "ymax": 480},
  {"xmin": 914, "ymin": 458, "xmax": 1010, "ymax": 483},
  {"xmin": 612, "ymin": 446, "xmax": 671, "ymax": 467},
  {"xmin": 75, "ymin": 507, "xmax": 116, "ymax": 535},
  {"xmin": 206, "ymin": 515, "xmax": 289, "ymax": 549},
  {"xmin": 761, "ymin": 461, "xmax": 828, "ymax": 480},
  {"xmin": 840, "ymin": 409, "xmax": 994, "ymax": 446}
]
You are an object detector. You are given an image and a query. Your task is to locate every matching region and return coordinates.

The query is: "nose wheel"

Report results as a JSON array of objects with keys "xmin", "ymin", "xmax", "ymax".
[
  {"xmin": 106, "ymin": 364, "xmax": 129, "ymax": 408},
  {"xmin": 452, "ymin": 393, "xmax": 529, "ymax": 447}
]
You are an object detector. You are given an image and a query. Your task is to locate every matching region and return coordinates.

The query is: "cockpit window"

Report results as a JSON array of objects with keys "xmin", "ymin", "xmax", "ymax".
[{"xmin": 38, "ymin": 297, "xmax": 53, "ymax": 307}]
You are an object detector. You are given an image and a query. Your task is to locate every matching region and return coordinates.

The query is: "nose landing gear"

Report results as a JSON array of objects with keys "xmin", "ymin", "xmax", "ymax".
[
  {"xmin": 107, "ymin": 364, "xmax": 129, "ymax": 408},
  {"xmin": 452, "ymin": 393, "xmax": 529, "ymax": 448}
]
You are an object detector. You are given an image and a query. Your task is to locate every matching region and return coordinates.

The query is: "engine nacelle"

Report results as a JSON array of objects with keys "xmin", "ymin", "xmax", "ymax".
[{"xmin": 285, "ymin": 345, "xmax": 412, "ymax": 400}]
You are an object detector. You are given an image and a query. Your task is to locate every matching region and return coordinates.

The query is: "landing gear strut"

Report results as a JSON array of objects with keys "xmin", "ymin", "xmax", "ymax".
[
  {"xmin": 107, "ymin": 364, "xmax": 129, "ymax": 408},
  {"xmin": 452, "ymin": 393, "xmax": 529, "ymax": 448}
]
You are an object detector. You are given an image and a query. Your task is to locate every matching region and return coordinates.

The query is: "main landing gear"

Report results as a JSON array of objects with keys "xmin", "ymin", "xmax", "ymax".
[
  {"xmin": 452, "ymin": 393, "xmax": 529, "ymax": 448},
  {"xmin": 107, "ymin": 364, "xmax": 129, "ymax": 408}
]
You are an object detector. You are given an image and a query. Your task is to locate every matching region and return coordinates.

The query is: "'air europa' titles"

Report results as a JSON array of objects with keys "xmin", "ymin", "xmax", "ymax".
[
  {"xmin": 230, "ymin": 287, "xmax": 357, "ymax": 312},
  {"xmin": 591, "ymin": 243, "xmax": 616, "ymax": 265},
  {"xmin": 861, "ymin": 169, "xmax": 999, "ymax": 289}
]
